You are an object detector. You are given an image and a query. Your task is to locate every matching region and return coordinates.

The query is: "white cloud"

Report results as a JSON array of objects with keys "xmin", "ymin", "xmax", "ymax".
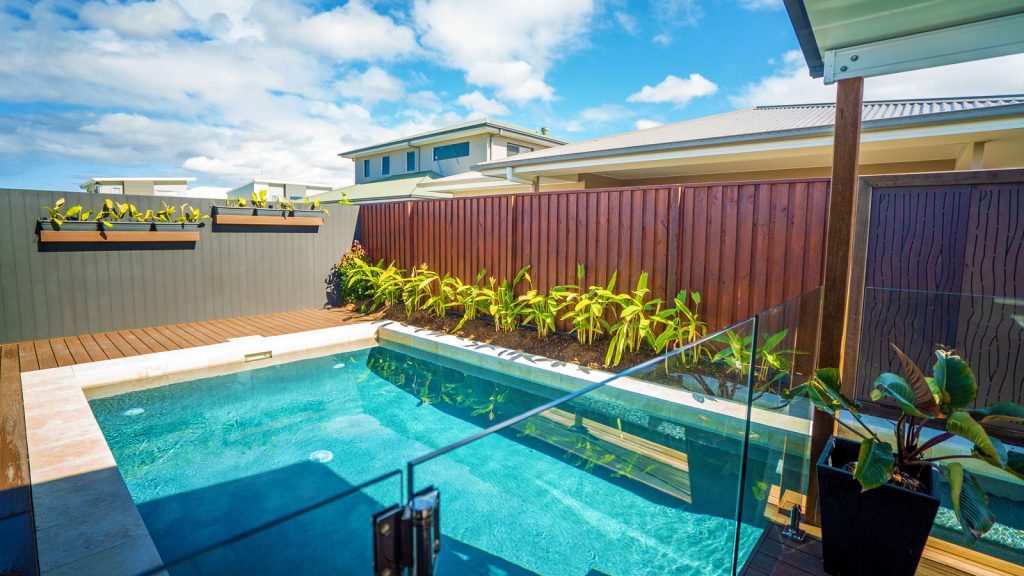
[
  {"xmin": 730, "ymin": 51, "xmax": 1024, "ymax": 108},
  {"xmin": 579, "ymin": 104, "xmax": 630, "ymax": 123},
  {"xmin": 457, "ymin": 91, "xmax": 510, "ymax": 117},
  {"xmin": 80, "ymin": 0, "xmax": 191, "ymax": 38},
  {"xmin": 335, "ymin": 67, "xmax": 405, "ymax": 105},
  {"xmin": 614, "ymin": 11, "xmax": 638, "ymax": 35},
  {"xmin": 627, "ymin": 73, "xmax": 718, "ymax": 106},
  {"xmin": 290, "ymin": 0, "xmax": 419, "ymax": 60},
  {"xmin": 650, "ymin": 0, "xmax": 702, "ymax": 46},
  {"xmin": 738, "ymin": 0, "xmax": 783, "ymax": 11},
  {"xmin": 413, "ymin": 0, "xmax": 596, "ymax": 103},
  {"xmin": 635, "ymin": 119, "xmax": 663, "ymax": 130}
]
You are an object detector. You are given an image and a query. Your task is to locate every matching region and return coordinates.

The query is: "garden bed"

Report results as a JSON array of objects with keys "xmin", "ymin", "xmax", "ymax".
[{"xmin": 338, "ymin": 303, "xmax": 655, "ymax": 373}]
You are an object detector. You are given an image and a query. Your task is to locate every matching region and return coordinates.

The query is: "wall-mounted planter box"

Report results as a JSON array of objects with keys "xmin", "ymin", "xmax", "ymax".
[
  {"xmin": 213, "ymin": 214, "xmax": 323, "ymax": 227},
  {"xmin": 111, "ymin": 222, "xmax": 153, "ymax": 231},
  {"xmin": 153, "ymin": 223, "xmax": 182, "ymax": 232},
  {"xmin": 182, "ymin": 223, "xmax": 201, "ymax": 232},
  {"xmin": 291, "ymin": 209, "xmax": 327, "ymax": 219},
  {"xmin": 39, "ymin": 229, "xmax": 200, "ymax": 243},
  {"xmin": 213, "ymin": 206, "xmax": 255, "ymax": 217},
  {"xmin": 254, "ymin": 208, "xmax": 287, "ymax": 217}
]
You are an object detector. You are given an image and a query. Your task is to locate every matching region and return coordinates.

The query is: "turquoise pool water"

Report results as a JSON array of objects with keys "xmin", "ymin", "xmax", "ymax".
[{"xmin": 91, "ymin": 344, "xmax": 762, "ymax": 575}]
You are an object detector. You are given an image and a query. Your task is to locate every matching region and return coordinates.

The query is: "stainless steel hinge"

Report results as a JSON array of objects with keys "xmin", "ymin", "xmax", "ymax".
[{"xmin": 373, "ymin": 487, "xmax": 440, "ymax": 576}]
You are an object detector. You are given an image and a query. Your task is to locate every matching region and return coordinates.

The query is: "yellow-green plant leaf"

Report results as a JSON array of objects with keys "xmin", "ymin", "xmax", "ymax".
[
  {"xmin": 854, "ymin": 437, "xmax": 895, "ymax": 491},
  {"xmin": 947, "ymin": 412, "xmax": 1004, "ymax": 467},
  {"xmin": 891, "ymin": 344, "xmax": 940, "ymax": 417},
  {"xmin": 948, "ymin": 463, "xmax": 995, "ymax": 542},
  {"xmin": 871, "ymin": 373, "xmax": 926, "ymax": 417}
]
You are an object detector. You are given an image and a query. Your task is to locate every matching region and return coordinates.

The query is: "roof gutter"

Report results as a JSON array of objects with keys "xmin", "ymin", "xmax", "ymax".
[
  {"xmin": 783, "ymin": 0, "xmax": 823, "ymax": 78},
  {"xmin": 474, "ymin": 103, "xmax": 1024, "ymax": 172}
]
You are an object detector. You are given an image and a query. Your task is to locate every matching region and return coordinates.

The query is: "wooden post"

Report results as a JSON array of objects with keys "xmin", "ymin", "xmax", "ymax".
[{"xmin": 806, "ymin": 77, "xmax": 864, "ymax": 525}]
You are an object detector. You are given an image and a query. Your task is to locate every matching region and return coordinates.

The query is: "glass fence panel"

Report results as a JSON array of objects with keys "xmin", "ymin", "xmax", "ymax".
[
  {"xmin": 408, "ymin": 318, "xmax": 759, "ymax": 576},
  {"xmin": 736, "ymin": 288, "xmax": 822, "ymax": 563},
  {"xmin": 852, "ymin": 288, "xmax": 1024, "ymax": 565},
  {"xmin": 136, "ymin": 469, "xmax": 403, "ymax": 576}
]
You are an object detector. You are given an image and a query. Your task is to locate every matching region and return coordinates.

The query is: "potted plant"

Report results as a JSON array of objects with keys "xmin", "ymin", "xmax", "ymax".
[
  {"xmin": 175, "ymin": 203, "xmax": 208, "ymax": 231},
  {"xmin": 152, "ymin": 202, "xmax": 180, "ymax": 231},
  {"xmin": 789, "ymin": 345, "xmax": 1024, "ymax": 576},
  {"xmin": 214, "ymin": 196, "xmax": 253, "ymax": 216},
  {"xmin": 40, "ymin": 198, "xmax": 98, "ymax": 231},
  {"xmin": 292, "ymin": 197, "xmax": 330, "ymax": 218},
  {"xmin": 252, "ymin": 189, "xmax": 286, "ymax": 217},
  {"xmin": 117, "ymin": 203, "xmax": 154, "ymax": 231}
]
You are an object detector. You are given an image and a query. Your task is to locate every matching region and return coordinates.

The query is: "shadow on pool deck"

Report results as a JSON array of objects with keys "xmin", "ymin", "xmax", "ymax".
[{"xmin": 137, "ymin": 460, "xmax": 538, "ymax": 575}]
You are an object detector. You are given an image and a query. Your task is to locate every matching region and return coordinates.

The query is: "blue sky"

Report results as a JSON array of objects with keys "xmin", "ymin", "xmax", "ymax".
[{"xmin": 2, "ymin": 0, "xmax": 1022, "ymax": 191}]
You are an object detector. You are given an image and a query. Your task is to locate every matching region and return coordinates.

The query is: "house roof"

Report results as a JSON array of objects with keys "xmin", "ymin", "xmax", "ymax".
[
  {"xmin": 310, "ymin": 174, "xmax": 450, "ymax": 203},
  {"xmin": 340, "ymin": 118, "xmax": 567, "ymax": 158},
  {"xmin": 476, "ymin": 95, "xmax": 1024, "ymax": 171},
  {"xmin": 80, "ymin": 177, "xmax": 195, "ymax": 188}
]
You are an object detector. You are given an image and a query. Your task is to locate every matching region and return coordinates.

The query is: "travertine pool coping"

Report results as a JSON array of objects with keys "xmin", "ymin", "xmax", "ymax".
[{"xmin": 22, "ymin": 319, "xmax": 812, "ymax": 575}]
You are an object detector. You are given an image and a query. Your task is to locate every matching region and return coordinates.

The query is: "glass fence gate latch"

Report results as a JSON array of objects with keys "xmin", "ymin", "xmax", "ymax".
[{"xmin": 373, "ymin": 487, "xmax": 441, "ymax": 576}]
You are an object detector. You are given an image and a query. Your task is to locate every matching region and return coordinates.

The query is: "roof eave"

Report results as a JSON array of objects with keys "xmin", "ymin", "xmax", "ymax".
[
  {"xmin": 783, "ymin": 0, "xmax": 824, "ymax": 78},
  {"xmin": 475, "ymin": 103, "xmax": 1024, "ymax": 172}
]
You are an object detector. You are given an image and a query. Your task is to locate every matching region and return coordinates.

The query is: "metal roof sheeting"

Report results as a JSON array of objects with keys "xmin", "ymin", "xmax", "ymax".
[{"xmin": 478, "ymin": 95, "xmax": 1024, "ymax": 169}]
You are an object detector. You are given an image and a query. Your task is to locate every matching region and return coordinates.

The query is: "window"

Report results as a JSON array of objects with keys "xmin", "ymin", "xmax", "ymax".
[
  {"xmin": 406, "ymin": 151, "xmax": 416, "ymax": 172},
  {"xmin": 363, "ymin": 159, "xmax": 370, "ymax": 178},
  {"xmin": 432, "ymin": 141, "xmax": 470, "ymax": 161},
  {"xmin": 382, "ymin": 156, "xmax": 390, "ymax": 176},
  {"xmin": 507, "ymin": 143, "xmax": 533, "ymax": 156}
]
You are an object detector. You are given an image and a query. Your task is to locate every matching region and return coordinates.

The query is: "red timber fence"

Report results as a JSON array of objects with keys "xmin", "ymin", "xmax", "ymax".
[{"xmin": 358, "ymin": 179, "xmax": 831, "ymax": 332}]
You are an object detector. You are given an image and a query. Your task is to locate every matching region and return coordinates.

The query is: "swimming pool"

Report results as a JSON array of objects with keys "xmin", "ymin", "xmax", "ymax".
[{"xmin": 91, "ymin": 342, "xmax": 768, "ymax": 575}]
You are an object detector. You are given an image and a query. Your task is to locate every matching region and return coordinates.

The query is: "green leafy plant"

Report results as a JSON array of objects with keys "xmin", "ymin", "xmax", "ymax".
[
  {"xmin": 252, "ymin": 189, "xmax": 270, "ymax": 208},
  {"xmin": 604, "ymin": 272, "xmax": 663, "ymax": 367},
  {"xmin": 713, "ymin": 328, "xmax": 799, "ymax": 395},
  {"xmin": 44, "ymin": 198, "xmax": 95, "ymax": 226},
  {"xmin": 175, "ymin": 204, "xmax": 208, "ymax": 223},
  {"xmin": 452, "ymin": 269, "xmax": 489, "ymax": 331},
  {"xmin": 228, "ymin": 196, "xmax": 249, "ymax": 208},
  {"xmin": 480, "ymin": 266, "xmax": 531, "ymax": 333},
  {"xmin": 520, "ymin": 279, "xmax": 576, "ymax": 338},
  {"xmin": 560, "ymin": 266, "xmax": 617, "ymax": 346},
  {"xmin": 653, "ymin": 290, "xmax": 707, "ymax": 356},
  {"xmin": 279, "ymin": 199, "xmax": 296, "ymax": 211},
  {"xmin": 305, "ymin": 197, "xmax": 331, "ymax": 214},
  {"xmin": 788, "ymin": 345, "xmax": 1024, "ymax": 542},
  {"xmin": 402, "ymin": 265, "xmax": 436, "ymax": 317},
  {"xmin": 122, "ymin": 203, "xmax": 153, "ymax": 223},
  {"xmin": 422, "ymin": 273, "xmax": 458, "ymax": 319},
  {"xmin": 329, "ymin": 242, "xmax": 371, "ymax": 304},
  {"xmin": 153, "ymin": 202, "xmax": 176, "ymax": 222}
]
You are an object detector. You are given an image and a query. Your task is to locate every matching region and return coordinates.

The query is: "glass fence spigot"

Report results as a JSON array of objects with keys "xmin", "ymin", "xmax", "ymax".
[
  {"xmin": 373, "ymin": 487, "xmax": 441, "ymax": 576},
  {"xmin": 782, "ymin": 504, "xmax": 806, "ymax": 542}
]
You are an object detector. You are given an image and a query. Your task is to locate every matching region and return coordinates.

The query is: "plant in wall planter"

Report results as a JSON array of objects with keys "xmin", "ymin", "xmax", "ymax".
[
  {"xmin": 788, "ymin": 345, "xmax": 1024, "ymax": 576},
  {"xmin": 215, "ymin": 196, "xmax": 254, "ymax": 216},
  {"xmin": 252, "ymin": 189, "xmax": 286, "ymax": 217},
  {"xmin": 116, "ymin": 203, "xmax": 155, "ymax": 231},
  {"xmin": 40, "ymin": 198, "xmax": 98, "ymax": 231},
  {"xmin": 175, "ymin": 203, "xmax": 208, "ymax": 231},
  {"xmin": 293, "ymin": 197, "xmax": 330, "ymax": 218},
  {"xmin": 152, "ymin": 202, "xmax": 181, "ymax": 231}
]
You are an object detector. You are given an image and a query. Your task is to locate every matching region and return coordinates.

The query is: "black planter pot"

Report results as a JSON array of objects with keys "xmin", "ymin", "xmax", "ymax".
[
  {"xmin": 254, "ymin": 208, "xmax": 287, "ymax": 217},
  {"xmin": 817, "ymin": 436, "xmax": 940, "ymax": 576},
  {"xmin": 214, "ymin": 206, "xmax": 254, "ymax": 216},
  {"xmin": 112, "ymin": 221, "xmax": 153, "ymax": 231},
  {"xmin": 58, "ymin": 220, "xmax": 98, "ymax": 231}
]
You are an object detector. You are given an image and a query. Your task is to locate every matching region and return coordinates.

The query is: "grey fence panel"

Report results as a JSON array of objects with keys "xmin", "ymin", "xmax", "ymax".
[{"xmin": 0, "ymin": 189, "xmax": 357, "ymax": 344}]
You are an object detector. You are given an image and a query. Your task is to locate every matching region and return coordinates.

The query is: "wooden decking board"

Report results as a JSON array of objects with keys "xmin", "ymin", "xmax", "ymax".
[
  {"xmin": 175, "ymin": 322, "xmax": 222, "ymax": 345},
  {"xmin": 141, "ymin": 327, "xmax": 181, "ymax": 351},
  {"xmin": 90, "ymin": 333, "xmax": 124, "ymax": 357},
  {"xmin": 190, "ymin": 320, "xmax": 235, "ymax": 342},
  {"xmin": 17, "ymin": 343, "xmax": 38, "ymax": 372},
  {"xmin": 32, "ymin": 341, "xmax": 58, "ymax": 370},
  {"xmin": 128, "ymin": 329, "xmax": 168, "ymax": 353},
  {"xmin": 47, "ymin": 338, "xmax": 76, "ymax": 367},
  {"xmin": 116, "ymin": 329, "xmax": 155, "ymax": 355},
  {"xmin": 62, "ymin": 337, "xmax": 92, "ymax": 365},
  {"xmin": 739, "ymin": 524, "xmax": 981, "ymax": 576},
  {"xmin": 101, "ymin": 332, "xmax": 138, "ymax": 357},
  {"xmin": 167, "ymin": 323, "xmax": 218, "ymax": 347}
]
